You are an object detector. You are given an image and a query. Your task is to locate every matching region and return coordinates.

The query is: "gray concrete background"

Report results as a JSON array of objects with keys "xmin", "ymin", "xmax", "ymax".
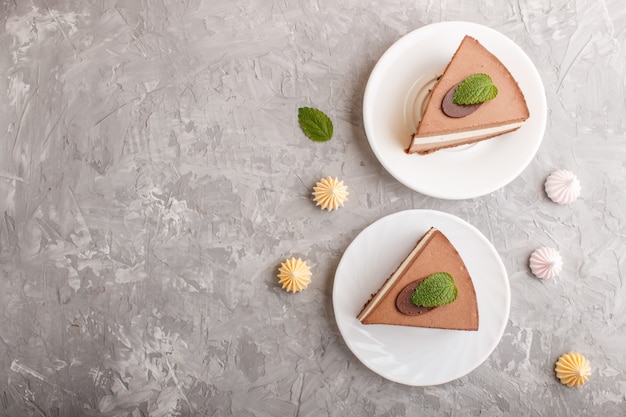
[{"xmin": 1, "ymin": 1, "xmax": 625, "ymax": 416}]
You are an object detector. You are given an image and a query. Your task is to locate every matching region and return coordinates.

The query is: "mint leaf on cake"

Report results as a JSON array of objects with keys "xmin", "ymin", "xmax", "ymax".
[
  {"xmin": 453, "ymin": 73, "xmax": 498, "ymax": 105},
  {"xmin": 411, "ymin": 272, "xmax": 458, "ymax": 307},
  {"xmin": 298, "ymin": 107, "xmax": 334, "ymax": 142}
]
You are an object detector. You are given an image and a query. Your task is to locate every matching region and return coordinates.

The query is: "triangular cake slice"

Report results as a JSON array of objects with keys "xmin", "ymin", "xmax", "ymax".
[
  {"xmin": 357, "ymin": 227, "xmax": 479, "ymax": 330},
  {"xmin": 407, "ymin": 36, "xmax": 530, "ymax": 154}
]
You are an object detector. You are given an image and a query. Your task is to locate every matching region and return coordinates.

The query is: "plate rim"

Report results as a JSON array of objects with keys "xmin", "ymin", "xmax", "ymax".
[
  {"xmin": 362, "ymin": 21, "xmax": 547, "ymax": 200},
  {"xmin": 332, "ymin": 209, "xmax": 511, "ymax": 386}
]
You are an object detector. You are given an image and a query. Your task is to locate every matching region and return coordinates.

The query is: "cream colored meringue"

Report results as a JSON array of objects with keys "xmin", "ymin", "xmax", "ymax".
[
  {"xmin": 312, "ymin": 177, "xmax": 348, "ymax": 211},
  {"xmin": 555, "ymin": 352, "xmax": 591, "ymax": 387},
  {"xmin": 545, "ymin": 170, "xmax": 581, "ymax": 205},
  {"xmin": 277, "ymin": 257, "xmax": 312, "ymax": 293},
  {"xmin": 529, "ymin": 247, "xmax": 563, "ymax": 279}
]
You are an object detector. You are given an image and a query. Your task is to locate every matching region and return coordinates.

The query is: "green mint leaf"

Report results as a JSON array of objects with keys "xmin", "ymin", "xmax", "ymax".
[
  {"xmin": 298, "ymin": 107, "xmax": 333, "ymax": 142},
  {"xmin": 452, "ymin": 73, "xmax": 498, "ymax": 105},
  {"xmin": 411, "ymin": 272, "xmax": 458, "ymax": 307}
]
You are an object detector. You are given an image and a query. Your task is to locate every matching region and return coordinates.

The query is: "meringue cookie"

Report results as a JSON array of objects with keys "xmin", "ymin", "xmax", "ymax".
[
  {"xmin": 529, "ymin": 247, "xmax": 563, "ymax": 279},
  {"xmin": 545, "ymin": 170, "xmax": 581, "ymax": 205},
  {"xmin": 555, "ymin": 352, "xmax": 591, "ymax": 387},
  {"xmin": 277, "ymin": 257, "xmax": 312, "ymax": 293},
  {"xmin": 312, "ymin": 177, "xmax": 348, "ymax": 211}
]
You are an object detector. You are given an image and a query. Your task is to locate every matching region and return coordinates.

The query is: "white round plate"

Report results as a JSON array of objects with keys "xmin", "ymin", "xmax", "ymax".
[
  {"xmin": 333, "ymin": 210, "xmax": 510, "ymax": 386},
  {"xmin": 363, "ymin": 22, "xmax": 547, "ymax": 199}
]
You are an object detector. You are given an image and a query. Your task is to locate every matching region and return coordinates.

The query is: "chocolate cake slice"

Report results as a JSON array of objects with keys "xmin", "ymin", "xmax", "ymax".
[
  {"xmin": 357, "ymin": 227, "xmax": 479, "ymax": 331},
  {"xmin": 407, "ymin": 36, "xmax": 530, "ymax": 154}
]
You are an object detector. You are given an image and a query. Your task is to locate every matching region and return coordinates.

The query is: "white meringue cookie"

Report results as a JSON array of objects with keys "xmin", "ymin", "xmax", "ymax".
[
  {"xmin": 529, "ymin": 247, "xmax": 563, "ymax": 279},
  {"xmin": 545, "ymin": 170, "xmax": 581, "ymax": 205}
]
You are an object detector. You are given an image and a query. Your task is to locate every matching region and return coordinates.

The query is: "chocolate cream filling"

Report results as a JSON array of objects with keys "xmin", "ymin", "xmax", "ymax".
[{"xmin": 441, "ymin": 83, "xmax": 482, "ymax": 118}]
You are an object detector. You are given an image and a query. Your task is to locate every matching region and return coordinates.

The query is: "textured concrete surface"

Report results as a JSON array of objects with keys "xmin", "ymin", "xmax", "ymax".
[{"xmin": 1, "ymin": 0, "xmax": 625, "ymax": 416}]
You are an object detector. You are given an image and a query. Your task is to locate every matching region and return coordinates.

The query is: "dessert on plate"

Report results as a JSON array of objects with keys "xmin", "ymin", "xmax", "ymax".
[
  {"xmin": 407, "ymin": 35, "xmax": 530, "ymax": 154},
  {"xmin": 357, "ymin": 227, "xmax": 479, "ymax": 331}
]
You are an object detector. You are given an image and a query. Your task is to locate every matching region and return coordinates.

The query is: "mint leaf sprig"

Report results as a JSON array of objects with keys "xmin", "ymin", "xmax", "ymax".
[
  {"xmin": 453, "ymin": 73, "xmax": 498, "ymax": 105},
  {"xmin": 298, "ymin": 107, "xmax": 334, "ymax": 142},
  {"xmin": 411, "ymin": 272, "xmax": 458, "ymax": 308}
]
